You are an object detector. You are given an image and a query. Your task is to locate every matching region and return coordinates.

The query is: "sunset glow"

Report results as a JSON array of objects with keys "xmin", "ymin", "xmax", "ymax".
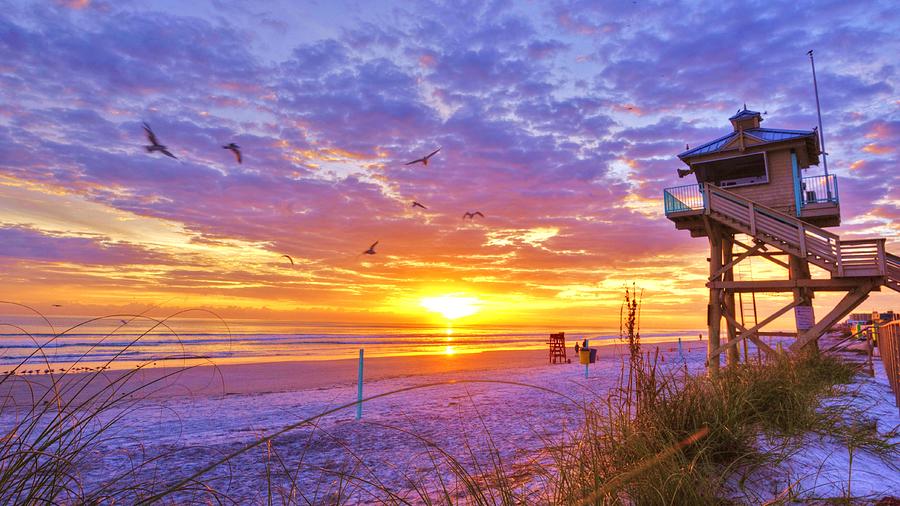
[{"xmin": 420, "ymin": 296, "xmax": 481, "ymax": 321}]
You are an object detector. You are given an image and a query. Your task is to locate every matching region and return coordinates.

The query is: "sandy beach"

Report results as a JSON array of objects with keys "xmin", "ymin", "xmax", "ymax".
[
  {"xmin": 0, "ymin": 338, "xmax": 708, "ymax": 405},
  {"xmin": 2, "ymin": 335, "xmax": 896, "ymax": 503}
]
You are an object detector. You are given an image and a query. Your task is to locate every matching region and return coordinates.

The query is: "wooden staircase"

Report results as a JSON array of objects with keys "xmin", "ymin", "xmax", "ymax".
[{"xmin": 701, "ymin": 184, "xmax": 899, "ymax": 291}]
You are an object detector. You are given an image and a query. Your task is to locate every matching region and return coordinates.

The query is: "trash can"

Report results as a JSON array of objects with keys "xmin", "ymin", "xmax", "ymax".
[{"xmin": 579, "ymin": 349, "xmax": 591, "ymax": 365}]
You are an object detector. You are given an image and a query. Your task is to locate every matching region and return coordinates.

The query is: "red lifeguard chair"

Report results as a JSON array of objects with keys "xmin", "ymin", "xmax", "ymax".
[{"xmin": 548, "ymin": 332, "xmax": 567, "ymax": 364}]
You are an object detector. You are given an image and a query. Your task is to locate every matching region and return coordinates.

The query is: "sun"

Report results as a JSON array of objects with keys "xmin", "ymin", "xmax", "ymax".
[{"xmin": 420, "ymin": 295, "xmax": 480, "ymax": 320}]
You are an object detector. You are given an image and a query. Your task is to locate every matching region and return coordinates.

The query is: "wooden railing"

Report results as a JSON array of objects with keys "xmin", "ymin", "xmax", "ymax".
[
  {"xmin": 703, "ymin": 184, "xmax": 887, "ymax": 278},
  {"xmin": 886, "ymin": 253, "xmax": 900, "ymax": 292},
  {"xmin": 662, "ymin": 181, "xmax": 898, "ymax": 289},
  {"xmin": 878, "ymin": 321, "xmax": 900, "ymax": 412}
]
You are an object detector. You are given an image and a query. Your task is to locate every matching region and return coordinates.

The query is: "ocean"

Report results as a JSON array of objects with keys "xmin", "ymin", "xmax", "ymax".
[{"xmin": 0, "ymin": 314, "xmax": 703, "ymax": 372}]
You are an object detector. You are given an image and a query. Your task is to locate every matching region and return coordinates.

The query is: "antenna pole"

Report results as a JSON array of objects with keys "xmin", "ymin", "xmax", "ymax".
[{"xmin": 808, "ymin": 50, "xmax": 829, "ymax": 177}]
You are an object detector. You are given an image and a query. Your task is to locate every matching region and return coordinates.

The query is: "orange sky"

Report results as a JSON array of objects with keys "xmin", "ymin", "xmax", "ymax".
[{"xmin": 1, "ymin": 2, "xmax": 898, "ymax": 331}]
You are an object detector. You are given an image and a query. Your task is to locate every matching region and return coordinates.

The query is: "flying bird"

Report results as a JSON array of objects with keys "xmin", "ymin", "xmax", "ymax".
[
  {"xmin": 51, "ymin": 304, "xmax": 62, "ymax": 307},
  {"xmin": 363, "ymin": 241, "xmax": 379, "ymax": 255},
  {"xmin": 411, "ymin": 201, "xmax": 427, "ymax": 210},
  {"xmin": 120, "ymin": 320, "xmax": 128, "ymax": 325},
  {"xmin": 223, "ymin": 143, "xmax": 242, "ymax": 163},
  {"xmin": 405, "ymin": 147, "xmax": 441, "ymax": 166},
  {"xmin": 281, "ymin": 254, "xmax": 294, "ymax": 266},
  {"xmin": 462, "ymin": 211, "xmax": 485, "ymax": 220},
  {"xmin": 142, "ymin": 122, "xmax": 177, "ymax": 159}
]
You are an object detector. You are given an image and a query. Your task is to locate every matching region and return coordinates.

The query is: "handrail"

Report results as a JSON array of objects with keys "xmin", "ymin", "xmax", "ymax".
[
  {"xmin": 663, "ymin": 184, "xmax": 704, "ymax": 215},
  {"xmin": 663, "ymin": 181, "xmax": 895, "ymax": 285},
  {"xmin": 705, "ymin": 183, "xmax": 840, "ymax": 241},
  {"xmin": 703, "ymin": 183, "xmax": 886, "ymax": 277}
]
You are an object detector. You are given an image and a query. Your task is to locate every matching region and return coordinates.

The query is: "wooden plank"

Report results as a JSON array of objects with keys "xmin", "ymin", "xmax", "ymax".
[
  {"xmin": 757, "ymin": 215, "xmax": 797, "ymax": 241},
  {"xmin": 708, "ymin": 278, "xmax": 882, "ymax": 292},
  {"xmin": 748, "ymin": 203, "xmax": 757, "ymax": 235},
  {"xmin": 798, "ymin": 223, "xmax": 808, "ymax": 258},
  {"xmin": 805, "ymin": 235, "xmax": 835, "ymax": 256},
  {"xmin": 716, "ymin": 198, "xmax": 749, "ymax": 220},
  {"xmin": 755, "ymin": 216, "xmax": 795, "ymax": 241},
  {"xmin": 805, "ymin": 242, "xmax": 837, "ymax": 265}
]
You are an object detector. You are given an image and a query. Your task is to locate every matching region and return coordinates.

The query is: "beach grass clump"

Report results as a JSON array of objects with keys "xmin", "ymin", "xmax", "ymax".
[
  {"xmin": 547, "ymin": 352, "xmax": 866, "ymax": 505},
  {"xmin": 0, "ymin": 304, "xmax": 229, "ymax": 504}
]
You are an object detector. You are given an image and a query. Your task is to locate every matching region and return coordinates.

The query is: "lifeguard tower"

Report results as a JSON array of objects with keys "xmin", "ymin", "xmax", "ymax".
[{"xmin": 663, "ymin": 107, "xmax": 900, "ymax": 372}]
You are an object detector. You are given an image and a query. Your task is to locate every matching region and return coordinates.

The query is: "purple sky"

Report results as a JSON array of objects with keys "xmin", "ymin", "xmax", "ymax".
[{"xmin": 0, "ymin": 0, "xmax": 897, "ymax": 327}]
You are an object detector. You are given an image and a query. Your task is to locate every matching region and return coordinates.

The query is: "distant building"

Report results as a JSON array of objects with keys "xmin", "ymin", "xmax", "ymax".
[{"xmin": 847, "ymin": 311, "xmax": 898, "ymax": 326}]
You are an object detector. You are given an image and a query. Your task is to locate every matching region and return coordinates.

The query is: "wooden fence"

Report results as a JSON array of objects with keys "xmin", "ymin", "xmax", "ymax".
[{"xmin": 879, "ymin": 321, "xmax": 900, "ymax": 413}]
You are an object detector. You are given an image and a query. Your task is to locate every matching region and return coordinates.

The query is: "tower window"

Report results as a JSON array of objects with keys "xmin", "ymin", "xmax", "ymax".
[{"xmin": 692, "ymin": 153, "xmax": 768, "ymax": 188}]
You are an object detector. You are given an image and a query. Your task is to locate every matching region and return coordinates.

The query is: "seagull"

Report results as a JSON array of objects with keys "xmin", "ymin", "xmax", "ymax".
[
  {"xmin": 411, "ymin": 201, "xmax": 427, "ymax": 210},
  {"xmin": 462, "ymin": 211, "xmax": 485, "ymax": 220},
  {"xmin": 51, "ymin": 304, "xmax": 62, "ymax": 307},
  {"xmin": 120, "ymin": 320, "xmax": 128, "ymax": 325},
  {"xmin": 363, "ymin": 241, "xmax": 379, "ymax": 255},
  {"xmin": 405, "ymin": 147, "xmax": 441, "ymax": 166},
  {"xmin": 223, "ymin": 143, "xmax": 242, "ymax": 164},
  {"xmin": 281, "ymin": 254, "xmax": 294, "ymax": 266},
  {"xmin": 142, "ymin": 122, "xmax": 177, "ymax": 159}
]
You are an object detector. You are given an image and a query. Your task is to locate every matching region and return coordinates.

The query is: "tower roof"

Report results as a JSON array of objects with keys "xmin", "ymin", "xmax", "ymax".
[
  {"xmin": 678, "ymin": 109, "xmax": 820, "ymax": 163},
  {"xmin": 678, "ymin": 127, "xmax": 816, "ymax": 159},
  {"xmin": 728, "ymin": 108, "xmax": 762, "ymax": 121}
]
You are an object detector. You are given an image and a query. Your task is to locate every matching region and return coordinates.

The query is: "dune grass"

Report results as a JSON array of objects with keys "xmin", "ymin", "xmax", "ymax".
[{"xmin": 546, "ymin": 353, "xmax": 869, "ymax": 505}]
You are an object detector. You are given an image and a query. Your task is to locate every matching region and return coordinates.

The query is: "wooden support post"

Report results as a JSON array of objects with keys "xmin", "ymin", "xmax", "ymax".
[
  {"xmin": 789, "ymin": 255, "xmax": 817, "ymax": 354},
  {"xmin": 723, "ymin": 234, "xmax": 740, "ymax": 365},
  {"xmin": 707, "ymin": 218, "xmax": 722, "ymax": 375}
]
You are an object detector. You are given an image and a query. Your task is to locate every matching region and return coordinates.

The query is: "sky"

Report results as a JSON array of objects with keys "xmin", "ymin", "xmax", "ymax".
[{"xmin": 0, "ymin": 0, "xmax": 897, "ymax": 329}]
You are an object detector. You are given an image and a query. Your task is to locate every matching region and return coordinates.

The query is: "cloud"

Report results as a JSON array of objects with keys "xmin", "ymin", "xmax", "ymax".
[
  {"xmin": 0, "ymin": 225, "xmax": 164, "ymax": 265},
  {"xmin": 0, "ymin": 0, "xmax": 897, "ymax": 325}
]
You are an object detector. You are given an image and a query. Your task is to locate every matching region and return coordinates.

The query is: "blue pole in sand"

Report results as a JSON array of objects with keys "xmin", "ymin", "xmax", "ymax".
[
  {"xmin": 584, "ymin": 339, "xmax": 589, "ymax": 378},
  {"xmin": 678, "ymin": 337, "xmax": 684, "ymax": 361},
  {"xmin": 356, "ymin": 349, "xmax": 364, "ymax": 420}
]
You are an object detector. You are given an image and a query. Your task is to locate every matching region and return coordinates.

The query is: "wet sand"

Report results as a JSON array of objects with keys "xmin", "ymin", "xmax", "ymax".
[{"xmin": 0, "ymin": 338, "xmax": 709, "ymax": 406}]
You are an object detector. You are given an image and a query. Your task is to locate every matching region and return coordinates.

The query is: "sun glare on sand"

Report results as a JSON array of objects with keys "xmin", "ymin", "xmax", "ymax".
[{"xmin": 420, "ymin": 295, "xmax": 480, "ymax": 320}]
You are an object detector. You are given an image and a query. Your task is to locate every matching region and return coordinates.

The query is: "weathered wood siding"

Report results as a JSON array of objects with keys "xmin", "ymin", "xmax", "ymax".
[
  {"xmin": 689, "ymin": 141, "xmax": 811, "ymax": 215},
  {"xmin": 728, "ymin": 148, "xmax": 796, "ymax": 214}
]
